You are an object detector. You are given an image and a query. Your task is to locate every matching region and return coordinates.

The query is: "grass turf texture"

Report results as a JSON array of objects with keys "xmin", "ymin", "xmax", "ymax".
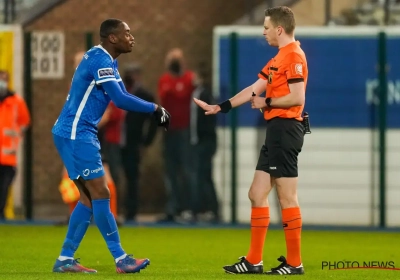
[{"xmin": 0, "ymin": 225, "xmax": 399, "ymax": 279}]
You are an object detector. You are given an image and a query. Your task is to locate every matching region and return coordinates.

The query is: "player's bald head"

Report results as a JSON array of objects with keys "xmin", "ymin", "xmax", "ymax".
[{"xmin": 100, "ymin": 18, "xmax": 124, "ymax": 40}]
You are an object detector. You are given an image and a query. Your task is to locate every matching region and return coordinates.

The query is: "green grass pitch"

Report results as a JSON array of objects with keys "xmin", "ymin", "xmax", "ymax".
[{"xmin": 0, "ymin": 225, "xmax": 399, "ymax": 279}]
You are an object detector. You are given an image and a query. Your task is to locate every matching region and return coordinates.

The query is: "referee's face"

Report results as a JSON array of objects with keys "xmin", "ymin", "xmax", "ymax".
[
  {"xmin": 115, "ymin": 22, "xmax": 135, "ymax": 53},
  {"xmin": 263, "ymin": 17, "xmax": 278, "ymax": 47}
]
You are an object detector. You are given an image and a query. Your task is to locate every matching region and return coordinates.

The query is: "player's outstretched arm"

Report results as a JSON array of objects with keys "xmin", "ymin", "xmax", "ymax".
[
  {"xmin": 102, "ymin": 80, "xmax": 156, "ymax": 113},
  {"xmin": 102, "ymin": 80, "xmax": 171, "ymax": 131},
  {"xmin": 194, "ymin": 78, "xmax": 266, "ymax": 115}
]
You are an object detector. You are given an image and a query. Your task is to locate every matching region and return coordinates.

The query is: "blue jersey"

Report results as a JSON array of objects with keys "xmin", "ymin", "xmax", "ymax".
[
  {"xmin": 52, "ymin": 45, "xmax": 122, "ymax": 140},
  {"xmin": 52, "ymin": 45, "xmax": 156, "ymax": 180}
]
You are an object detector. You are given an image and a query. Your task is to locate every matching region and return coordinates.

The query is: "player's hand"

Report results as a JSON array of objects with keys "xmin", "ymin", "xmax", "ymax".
[
  {"xmin": 153, "ymin": 105, "xmax": 171, "ymax": 131},
  {"xmin": 250, "ymin": 95, "xmax": 267, "ymax": 109},
  {"xmin": 193, "ymin": 98, "xmax": 221, "ymax": 115}
]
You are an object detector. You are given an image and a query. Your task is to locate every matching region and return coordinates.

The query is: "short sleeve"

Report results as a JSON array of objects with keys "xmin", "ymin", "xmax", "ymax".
[
  {"xmin": 88, "ymin": 54, "xmax": 116, "ymax": 84},
  {"xmin": 258, "ymin": 60, "xmax": 272, "ymax": 80},
  {"xmin": 282, "ymin": 53, "xmax": 305, "ymax": 84}
]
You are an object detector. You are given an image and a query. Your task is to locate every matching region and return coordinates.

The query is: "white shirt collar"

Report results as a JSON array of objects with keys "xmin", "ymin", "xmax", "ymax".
[{"xmin": 94, "ymin": 44, "xmax": 114, "ymax": 61}]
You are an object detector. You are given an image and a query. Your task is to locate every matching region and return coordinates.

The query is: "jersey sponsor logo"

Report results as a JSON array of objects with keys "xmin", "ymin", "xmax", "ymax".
[
  {"xmin": 98, "ymin": 68, "xmax": 114, "ymax": 78},
  {"xmin": 82, "ymin": 167, "xmax": 103, "ymax": 177},
  {"xmin": 83, "ymin": 169, "xmax": 90, "ymax": 176}
]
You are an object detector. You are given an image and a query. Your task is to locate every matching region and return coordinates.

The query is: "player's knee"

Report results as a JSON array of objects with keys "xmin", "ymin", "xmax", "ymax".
[
  {"xmin": 79, "ymin": 196, "xmax": 92, "ymax": 208},
  {"xmin": 87, "ymin": 184, "xmax": 110, "ymax": 199},
  {"xmin": 92, "ymin": 186, "xmax": 110, "ymax": 199},
  {"xmin": 85, "ymin": 177, "xmax": 111, "ymax": 199}
]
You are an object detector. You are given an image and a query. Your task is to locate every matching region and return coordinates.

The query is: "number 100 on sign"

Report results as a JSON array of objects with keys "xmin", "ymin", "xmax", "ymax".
[{"xmin": 31, "ymin": 32, "xmax": 65, "ymax": 79}]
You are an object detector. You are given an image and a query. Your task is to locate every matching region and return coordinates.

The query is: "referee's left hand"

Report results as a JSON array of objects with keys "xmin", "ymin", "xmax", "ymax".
[
  {"xmin": 193, "ymin": 98, "xmax": 221, "ymax": 115},
  {"xmin": 250, "ymin": 95, "xmax": 267, "ymax": 109}
]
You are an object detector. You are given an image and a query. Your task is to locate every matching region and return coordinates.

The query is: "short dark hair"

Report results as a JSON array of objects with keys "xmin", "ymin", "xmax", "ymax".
[
  {"xmin": 265, "ymin": 6, "xmax": 296, "ymax": 35},
  {"xmin": 100, "ymin": 18, "xmax": 123, "ymax": 39}
]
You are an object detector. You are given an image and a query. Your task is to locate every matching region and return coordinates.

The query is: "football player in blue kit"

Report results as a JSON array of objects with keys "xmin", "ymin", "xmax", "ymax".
[{"xmin": 51, "ymin": 18, "xmax": 170, "ymax": 274}]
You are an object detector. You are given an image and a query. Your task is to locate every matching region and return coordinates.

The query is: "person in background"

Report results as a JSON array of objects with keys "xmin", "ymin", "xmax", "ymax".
[
  {"xmin": 0, "ymin": 70, "xmax": 31, "ymax": 220},
  {"xmin": 189, "ymin": 68, "xmax": 219, "ymax": 223},
  {"xmin": 102, "ymin": 101, "xmax": 125, "ymax": 192},
  {"xmin": 121, "ymin": 63, "xmax": 157, "ymax": 222},
  {"xmin": 157, "ymin": 48, "xmax": 195, "ymax": 223}
]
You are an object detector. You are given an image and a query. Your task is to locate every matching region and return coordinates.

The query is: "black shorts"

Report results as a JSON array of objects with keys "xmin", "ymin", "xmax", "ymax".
[{"xmin": 256, "ymin": 117, "xmax": 304, "ymax": 178}]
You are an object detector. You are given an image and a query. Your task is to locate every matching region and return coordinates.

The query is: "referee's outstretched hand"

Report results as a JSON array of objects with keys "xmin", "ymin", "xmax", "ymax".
[
  {"xmin": 193, "ymin": 98, "xmax": 221, "ymax": 115},
  {"xmin": 154, "ymin": 105, "xmax": 171, "ymax": 131}
]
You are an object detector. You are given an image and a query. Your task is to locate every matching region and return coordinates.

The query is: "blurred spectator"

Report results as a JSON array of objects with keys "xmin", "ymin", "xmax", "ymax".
[
  {"xmin": 189, "ymin": 68, "xmax": 219, "ymax": 223},
  {"xmin": 0, "ymin": 70, "xmax": 30, "ymax": 220},
  {"xmin": 120, "ymin": 63, "xmax": 157, "ymax": 222},
  {"xmin": 102, "ymin": 102, "xmax": 125, "ymax": 191},
  {"xmin": 157, "ymin": 48, "xmax": 195, "ymax": 222}
]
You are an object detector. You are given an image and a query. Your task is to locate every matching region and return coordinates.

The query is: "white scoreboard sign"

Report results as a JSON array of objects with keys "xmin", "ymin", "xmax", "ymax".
[{"xmin": 31, "ymin": 32, "xmax": 65, "ymax": 79}]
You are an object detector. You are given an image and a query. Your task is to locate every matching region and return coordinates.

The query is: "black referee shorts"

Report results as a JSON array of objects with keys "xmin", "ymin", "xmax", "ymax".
[{"xmin": 256, "ymin": 117, "xmax": 304, "ymax": 178}]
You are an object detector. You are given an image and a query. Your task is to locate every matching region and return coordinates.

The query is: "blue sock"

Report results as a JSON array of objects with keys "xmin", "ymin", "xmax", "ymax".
[
  {"xmin": 60, "ymin": 201, "xmax": 92, "ymax": 258},
  {"xmin": 92, "ymin": 199, "xmax": 126, "ymax": 260}
]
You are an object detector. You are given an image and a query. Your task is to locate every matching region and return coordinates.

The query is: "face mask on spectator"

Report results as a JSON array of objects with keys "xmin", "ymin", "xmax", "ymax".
[
  {"xmin": 168, "ymin": 59, "xmax": 181, "ymax": 75},
  {"xmin": 0, "ymin": 80, "xmax": 8, "ymax": 96}
]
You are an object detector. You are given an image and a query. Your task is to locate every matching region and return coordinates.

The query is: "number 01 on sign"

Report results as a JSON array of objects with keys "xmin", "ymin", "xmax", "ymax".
[{"xmin": 31, "ymin": 32, "xmax": 65, "ymax": 79}]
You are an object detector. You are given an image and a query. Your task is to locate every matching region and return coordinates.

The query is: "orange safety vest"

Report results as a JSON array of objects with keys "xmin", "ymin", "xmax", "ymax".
[{"xmin": 0, "ymin": 92, "xmax": 31, "ymax": 167}]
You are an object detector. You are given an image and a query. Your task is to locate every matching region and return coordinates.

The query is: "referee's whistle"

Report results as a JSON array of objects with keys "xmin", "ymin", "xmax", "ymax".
[{"xmin": 252, "ymin": 92, "xmax": 263, "ymax": 113}]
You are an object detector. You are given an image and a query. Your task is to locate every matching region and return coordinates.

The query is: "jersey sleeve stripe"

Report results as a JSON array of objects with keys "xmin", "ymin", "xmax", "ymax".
[
  {"xmin": 259, "ymin": 71, "xmax": 268, "ymax": 79},
  {"xmin": 116, "ymin": 78, "xmax": 122, "ymax": 82},
  {"xmin": 287, "ymin": 78, "xmax": 304, "ymax": 84},
  {"xmin": 96, "ymin": 77, "xmax": 117, "ymax": 84}
]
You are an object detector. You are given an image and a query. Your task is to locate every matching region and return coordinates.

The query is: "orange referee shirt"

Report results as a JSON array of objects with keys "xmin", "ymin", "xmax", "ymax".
[{"xmin": 258, "ymin": 41, "xmax": 308, "ymax": 121}]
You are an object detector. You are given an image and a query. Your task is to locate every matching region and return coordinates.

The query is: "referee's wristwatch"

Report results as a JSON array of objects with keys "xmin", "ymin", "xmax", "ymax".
[{"xmin": 265, "ymin": 97, "xmax": 272, "ymax": 108}]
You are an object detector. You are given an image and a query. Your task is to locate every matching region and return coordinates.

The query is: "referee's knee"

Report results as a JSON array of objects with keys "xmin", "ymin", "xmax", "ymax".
[
  {"xmin": 248, "ymin": 186, "xmax": 268, "ymax": 206},
  {"xmin": 275, "ymin": 177, "xmax": 299, "ymax": 208}
]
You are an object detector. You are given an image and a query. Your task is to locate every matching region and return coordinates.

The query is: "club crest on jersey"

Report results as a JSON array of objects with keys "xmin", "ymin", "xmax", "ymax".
[
  {"xmin": 98, "ymin": 68, "xmax": 114, "ymax": 78},
  {"xmin": 268, "ymin": 72, "xmax": 273, "ymax": 84},
  {"xmin": 295, "ymin": 63, "xmax": 303, "ymax": 75}
]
